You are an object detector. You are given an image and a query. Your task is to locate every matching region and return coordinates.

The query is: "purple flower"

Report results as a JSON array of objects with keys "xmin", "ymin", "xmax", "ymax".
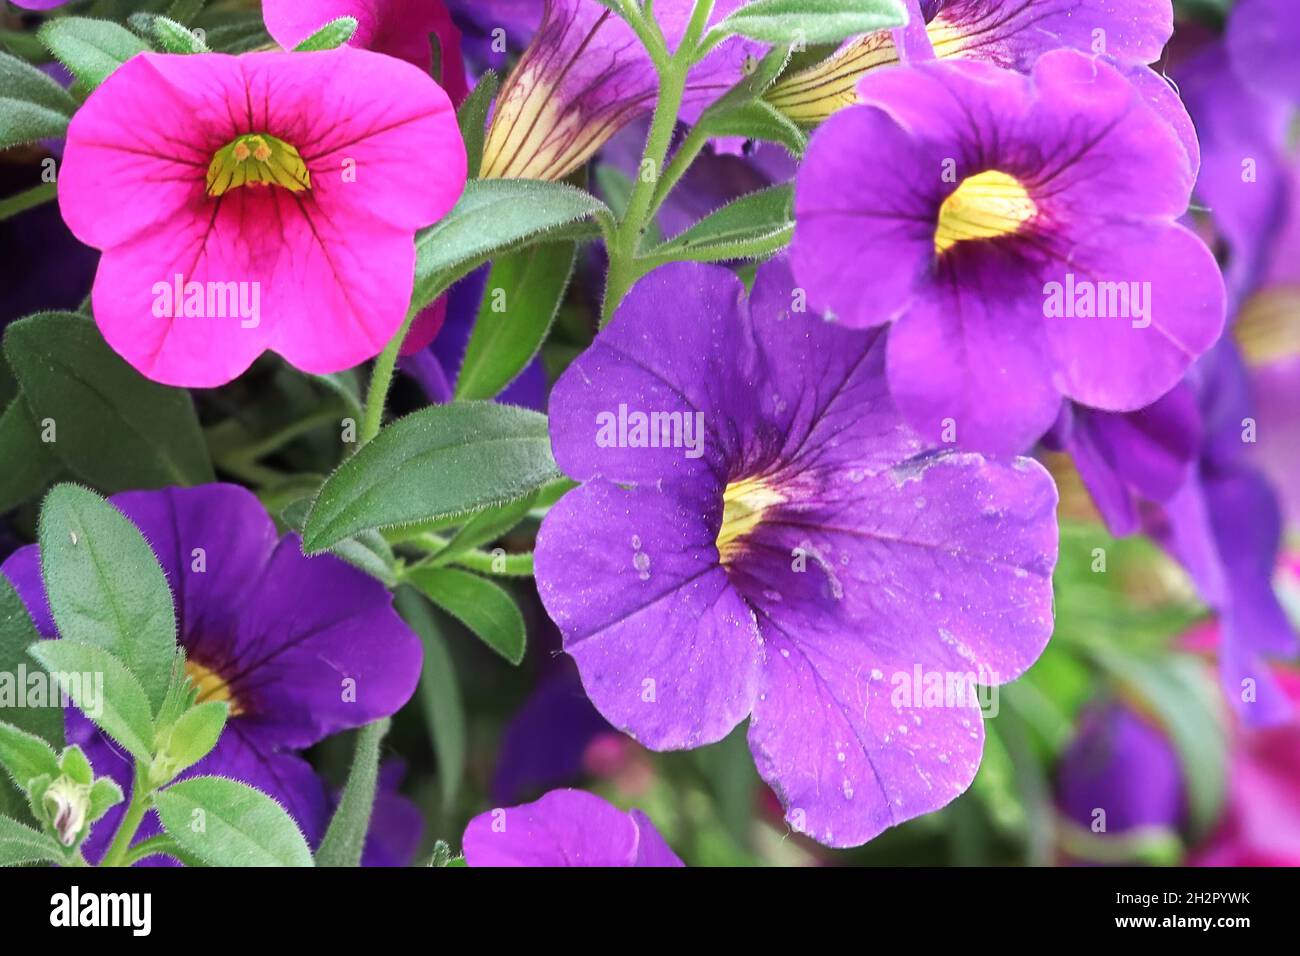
[
  {"xmin": 1052, "ymin": 344, "xmax": 1298, "ymax": 725},
  {"xmin": 479, "ymin": 0, "xmax": 761, "ymax": 180},
  {"xmin": 766, "ymin": 0, "xmax": 1172, "ymax": 124},
  {"xmin": 1177, "ymin": 41, "xmax": 1293, "ymax": 309},
  {"xmin": 791, "ymin": 50, "xmax": 1224, "ymax": 454},
  {"xmin": 533, "ymin": 258, "xmax": 1058, "ymax": 847},
  {"xmin": 0, "ymin": 484, "xmax": 423, "ymax": 860},
  {"xmin": 1057, "ymin": 702, "xmax": 1186, "ymax": 838},
  {"xmin": 1227, "ymin": 0, "xmax": 1300, "ymax": 103},
  {"xmin": 463, "ymin": 789, "xmax": 681, "ymax": 866},
  {"xmin": 491, "ymin": 668, "xmax": 614, "ymax": 804}
]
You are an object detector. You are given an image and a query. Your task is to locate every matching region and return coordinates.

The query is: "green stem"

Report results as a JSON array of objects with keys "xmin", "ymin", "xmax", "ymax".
[
  {"xmin": 601, "ymin": 55, "xmax": 690, "ymax": 324},
  {"xmin": 123, "ymin": 835, "xmax": 178, "ymax": 866},
  {"xmin": 358, "ymin": 306, "xmax": 418, "ymax": 447},
  {"xmin": 0, "ymin": 182, "xmax": 57, "ymax": 223},
  {"xmin": 600, "ymin": 1, "xmax": 717, "ymax": 324},
  {"xmin": 649, "ymin": 123, "xmax": 710, "ymax": 218},
  {"xmin": 99, "ymin": 774, "xmax": 152, "ymax": 868}
]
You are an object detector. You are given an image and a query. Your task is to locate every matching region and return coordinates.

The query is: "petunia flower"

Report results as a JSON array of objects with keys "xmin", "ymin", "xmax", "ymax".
[
  {"xmin": 1056, "ymin": 701, "xmax": 1188, "ymax": 846},
  {"xmin": 766, "ymin": 0, "xmax": 1173, "ymax": 125},
  {"xmin": 57, "ymin": 48, "xmax": 466, "ymax": 388},
  {"xmin": 791, "ymin": 50, "xmax": 1225, "ymax": 455},
  {"xmin": 1226, "ymin": 0, "xmax": 1300, "ymax": 103},
  {"xmin": 462, "ymin": 789, "xmax": 682, "ymax": 866},
  {"xmin": 534, "ymin": 258, "xmax": 1058, "ymax": 848},
  {"xmin": 479, "ymin": 0, "xmax": 761, "ymax": 181},
  {"xmin": 0, "ymin": 484, "xmax": 423, "ymax": 861},
  {"xmin": 1049, "ymin": 343, "xmax": 1298, "ymax": 725},
  {"xmin": 263, "ymin": 0, "xmax": 469, "ymax": 107}
]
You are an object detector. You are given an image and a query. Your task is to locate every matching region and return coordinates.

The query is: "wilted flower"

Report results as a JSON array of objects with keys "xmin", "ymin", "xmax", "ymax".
[{"xmin": 479, "ymin": 0, "xmax": 760, "ymax": 181}]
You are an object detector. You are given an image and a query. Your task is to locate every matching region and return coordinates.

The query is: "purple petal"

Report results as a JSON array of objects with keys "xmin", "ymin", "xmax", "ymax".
[{"xmin": 462, "ymin": 789, "xmax": 682, "ymax": 866}]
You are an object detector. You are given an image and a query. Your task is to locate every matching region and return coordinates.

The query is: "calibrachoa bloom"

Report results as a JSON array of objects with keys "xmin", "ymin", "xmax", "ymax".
[
  {"xmin": 479, "ymin": 0, "xmax": 761, "ymax": 180},
  {"xmin": 534, "ymin": 259, "xmax": 1058, "ymax": 847},
  {"xmin": 792, "ymin": 50, "xmax": 1225, "ymax": 454},
  {"xmin": 766, "ymin": 0, "xmax": 1173, "ymax": 124},
  {"xmin": 0, "ymin": 484, "xmax": 422, "ymax": 860},
  {"xmin": 1057, "ymin": 701, "xmax": 1188, "ymax": 842},
  {"xmin": 263, "ymin": 0, "xmax": 469, "ymax": 105},
  {"xmin": 57, "ymin": 48, "xmax": 466, "ymax": 387},
  {"xmin": 462, "ymin": 789, "xmax": 681, "ymax": 866},
  {"xmin": 1050, "ymin": 343, "xmax": 1298, "ymax": 724}
]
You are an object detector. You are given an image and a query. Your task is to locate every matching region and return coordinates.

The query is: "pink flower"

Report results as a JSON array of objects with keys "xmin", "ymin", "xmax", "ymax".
[
  {"xmin": 58, "ymin": 49, "xmax": 466, "ymax": 387},
  {"xmin": 263, "ymin": 0, "xmax": 469, "ymax": 106}
]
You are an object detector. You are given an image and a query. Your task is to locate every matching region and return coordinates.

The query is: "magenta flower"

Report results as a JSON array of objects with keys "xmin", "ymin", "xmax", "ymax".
[
  {"xmin": 480, "ymin": 0, "xmax": 761, "ymax": 180},
  {"xmin": 1, "ymin": 484, "xmax": 422, "ymax": 861},
  {"xmin": 534, "ymin": 259, "xmax": 1058, "ymax": 848},
  {"xmin": 263, "ymin": 0, "xmax": 469, "ymax": 105},
  {"xmin": 57, "ymin": 48, "xmax": 466, "ymax": 387},
  {"xmin": 791, "ymin": 50, "xmax": 1225, "ymax": 454},
  {"xmin": 767, "ymin": 0, "xmax": 1172, "ymax": 124},
  {"xmin": 463, "ymin": 789, "xmax": 681, "ymax": 866}
]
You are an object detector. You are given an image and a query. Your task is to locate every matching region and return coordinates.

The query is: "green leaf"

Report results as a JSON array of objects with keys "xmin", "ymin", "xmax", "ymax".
[
  {"xmin": 595, "ymin": 165, "xmax": 664, "ymax": 247},
  {"xmin": 652, "ymin": 184, "xmax": 795, "ymax": 262},
  {"xmin": 0, "ymin": 51, "xmax": 76, "ymax": 149},
  {"xmin": 28, "ymin": 641, "xmax": 155, "ymax": 762},
  {"xmin": 423, "ymin": 494, "xmax": 536, "ymax": 568},
  {"xmin": 38, "ymin": 18, "xmax": 150, "ymax": 90},
  {"xmin": 302, "ymin": 402, "xmax": 560, "ymax": 554},
  {"xmin": 58, "ymin": 745, "xmax": 93, "ymax": 786},
  {"xmin": 0, "ymin": 99, "xmax": 68, "ymax": 151},
  {"xmin": 86, "ymin": 777, "xmax": 124, "ymax": 825},
  {"xmin": 0, "ymin": 52, "xmax": 77, "ymax": 116},
  {"xmin": 0, "ymin": 398, "xmax": 62, "ymax": 515},
  {"xmin": 406, "ymin": 568, "xmax": 525, "ymax": 665},
  {"xmin": 397, "ymin": 589, "xmax": 465, "ymax": 808},
  {"xmin": 4, "ymin": 313, "xmax": 215, "ymax": 491},
  {"xmin": 709, "ymin": 0, "xmax": 908, "ymax": 45},
  {"xmin": 0, "ymin": 813, "xmax": 65, "ymax": 867},
  {"xmin": 701, "ymin": 45, "xmax": 793, "ymax": 118},
  {"xmin": 702, "ymin": 99, "xmax": 806, "ymax": 155},
  {"xmin": 133, "ymin": 15, "xmax": 210, "ymax": 53},
  {"xmin": 293, "ymin": 16, "xmax": 358, "ymax": 51},
  {"xmin": 0, "ymin": 576, "xmax": 63, "ymax": 747},
  {"xmin": 0, "ymin": 721, "xmax": 60, "ymax": 793},
  {"xmin": 410, "ymin": 179, "xmax": 611, "ymax": 316},
  {"xmin": 458, "ymin": 70, "xmax": 499, "ymax": 176},
  {"xmin": 154, "ymin": 776, "xmax": 313, "ymax": 867},
  {"xmin": 456, "ymin": 242, "xmax": 576, "ymax": 400},
  {"xmin": 280, "ymin": 499, "xmax": 397, "ymax": 587},
  {"xmin": 152, "ymin": 701, "xmax": 228, "ymax": 785},
  {"xmin": 38, "ymin": 484, "xmax": 177, "ymax": 709},
  {"xmin": 314, "ymin": 719, "xmax": 389, "ymax": 868}
]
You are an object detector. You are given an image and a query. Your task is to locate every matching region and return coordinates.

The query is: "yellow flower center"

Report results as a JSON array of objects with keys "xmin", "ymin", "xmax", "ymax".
[
  {"xmin": 716, "ymin": 477, "xmax": 784, "ymax": 564},
  {"xmin": 206, "ymin": 133, "xmax": 311, "ymax": 197},
  {"xmin": 186, "ymin": 660, "xmax": 244, "ymax": 717},
  {"xmin": 934, "ymin": 170, "xmax": 1037, "ymax": 255}
]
